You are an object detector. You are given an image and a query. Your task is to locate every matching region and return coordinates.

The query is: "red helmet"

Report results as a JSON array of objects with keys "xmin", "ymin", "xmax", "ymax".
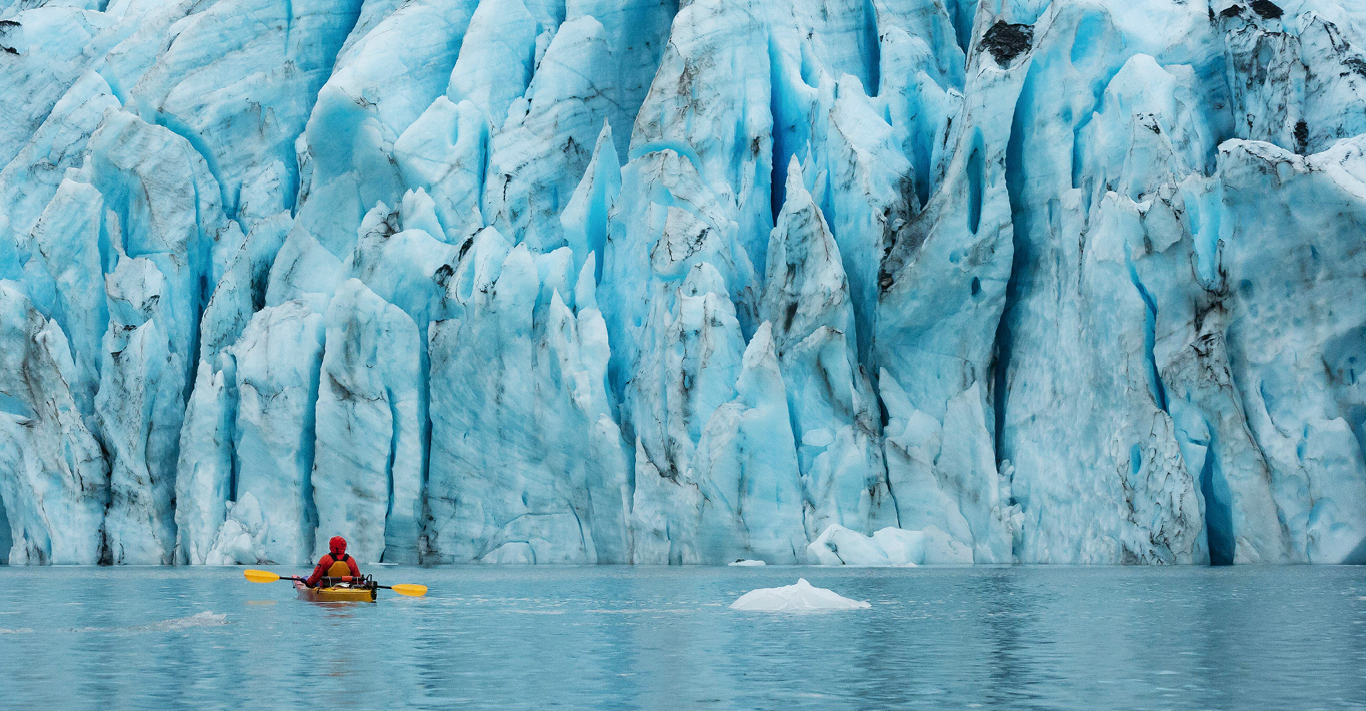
[{"xmin": 329, "ymin": 536, "xmax": 347, "ymax": 556}]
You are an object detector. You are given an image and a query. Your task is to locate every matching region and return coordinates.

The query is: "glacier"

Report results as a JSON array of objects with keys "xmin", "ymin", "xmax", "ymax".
[{"xmin": 1, "ymin": 0, "xmax": 1365, "ymax": 566}]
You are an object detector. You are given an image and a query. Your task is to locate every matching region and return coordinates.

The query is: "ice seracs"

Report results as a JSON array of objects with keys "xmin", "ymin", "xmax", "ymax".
[
  {"xmin": 425, "ymin": 237, "xmax": 631, "ymax": 564},
  {"xmin": 2, "ymin": 0, "xmax": 1365, "ymax": 566},
  {"xmin": 761, "ymin": 161, "xmax": 894, "ymax": 540},
  {"xmin": 311, "ymin": 279, "xmax": 423, "ymax": 564},
  {"xmin": 0, "ymin": 284, "xmax": 107, "ymax": 565},
  {"xmin": 227, "ymin": 302, "xmax": 325, "ymax": 565}
]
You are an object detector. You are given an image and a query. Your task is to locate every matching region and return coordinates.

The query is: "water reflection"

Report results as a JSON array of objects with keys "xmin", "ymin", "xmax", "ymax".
[
  {"xmin": 977, "ymin": 567, "xmax": 1043, "ymax": 709},
  {"xmin": 0, "ymin": 565, "xmax": 1363, "ymax": 710}
]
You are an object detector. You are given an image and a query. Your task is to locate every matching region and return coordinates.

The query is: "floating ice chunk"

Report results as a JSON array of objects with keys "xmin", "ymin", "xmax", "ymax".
[
  {"xmin": 727, "ymin": 559, "xmax": 766, "ymax": 567},
  {"xmin": 807, "ymin": 525, "xmax": 922, "ymax": 567},
  {"xmin": 205, "ymin": 493, "xmax": 269, "ymax": 566},
  {"xmin": 480, "ymin": 541, "xmax": 535, "ymax": 564},
  {"xmin": 57, "ymin": 611, "xmax": 229, "ymax": 634},
  {"xmin": 141, "ymin": 611, "xmax": 228, "ymax": 631},
  {"xmin": 729, "ymin": 579, "xmax": 870, "ymax": 611},
  {"xmin": 807, "ymin": 522, "xmax": 973, "ymax": 566}
]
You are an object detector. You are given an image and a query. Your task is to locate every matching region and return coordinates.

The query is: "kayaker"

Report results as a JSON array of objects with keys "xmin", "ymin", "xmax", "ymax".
[{"xmin": 305, "ymin": 536, "xmax": 362, "ymax": 588}]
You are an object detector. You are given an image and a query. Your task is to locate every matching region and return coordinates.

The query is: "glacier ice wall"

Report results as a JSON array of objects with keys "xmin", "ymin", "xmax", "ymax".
[{"xmin": 1, "ymin": 0, "xmax": 1365, "ymax": 565}]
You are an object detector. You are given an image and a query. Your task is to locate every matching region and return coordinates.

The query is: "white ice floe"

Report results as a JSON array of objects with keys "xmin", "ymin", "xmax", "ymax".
[
  {"xmin": 729, "ymin": 579, "xmax": 870, "ymax": 611},
  {"xmin": 807, "ymin": 524, "xmax": 975, "ymax": 566},
  {"xmin": 141, "ymin": 611, "xmax": 228, "ymax": 631},
  {"xmin": 727, "ymin": 559, "xmax": 766, "ymax": 567},
  {"xmin": 808, "ymin": 525, "xmax": 921, "ymax": 567}
]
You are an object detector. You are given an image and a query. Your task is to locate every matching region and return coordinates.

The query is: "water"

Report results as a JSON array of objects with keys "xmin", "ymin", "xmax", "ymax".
[{"xmin": 1, "ymin": 565, "xmax": 1364, "ymax": 710}]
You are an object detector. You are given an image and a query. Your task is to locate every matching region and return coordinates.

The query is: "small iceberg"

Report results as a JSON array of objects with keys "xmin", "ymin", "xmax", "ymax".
[
  {"xmin": 727, "ymin": 559, "xmax": 766, "ymax": 567},
  {"xmin": 58, "ymin": 611, "xmax": 229, "ymax": 634},
  {"xmin": 806, "ymin": 524, "xmax": 973, "ymax": 566},
  {"xmin": 114, "ymin": 611, "xmax": 229, "ymax": 633},
  {"xmin": 729, "ymin": 579, "xmax": 870, "ymax": 611},
  {"xmin": 144, "ymin": 611, "xmax": 228, "ymax": 631}
]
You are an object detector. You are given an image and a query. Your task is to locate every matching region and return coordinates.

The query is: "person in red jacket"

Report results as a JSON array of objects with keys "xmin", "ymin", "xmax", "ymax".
[{"xmin": 306, "ymin": 536, "xmax": 362, "ymax": 587}]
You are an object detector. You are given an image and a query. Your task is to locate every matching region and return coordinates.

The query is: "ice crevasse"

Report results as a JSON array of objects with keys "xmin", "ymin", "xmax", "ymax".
[{"xmin": 0, "ymin": 0, "xmax": 1364, "ymax": 566}]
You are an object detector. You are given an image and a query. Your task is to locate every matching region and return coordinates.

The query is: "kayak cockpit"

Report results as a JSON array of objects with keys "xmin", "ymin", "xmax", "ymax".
[{"xmin": 294, "ymin": 578, "xmax": 377, "ymax": 603}]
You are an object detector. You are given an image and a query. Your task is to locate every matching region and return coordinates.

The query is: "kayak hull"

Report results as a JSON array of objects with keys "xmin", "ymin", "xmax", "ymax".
[{"xmin": 295, "ymin": 580, "xmax": 376, "ymax": 603}]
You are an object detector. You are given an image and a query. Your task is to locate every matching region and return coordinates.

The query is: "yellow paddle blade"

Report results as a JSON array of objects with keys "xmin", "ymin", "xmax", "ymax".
[
  {"xmin": 243, "ymin": 569, "xmax": 282, "ymax": 584},
  {"xmin": 389, "ymin": 584, "xmax": 427, "ymax": 597}
]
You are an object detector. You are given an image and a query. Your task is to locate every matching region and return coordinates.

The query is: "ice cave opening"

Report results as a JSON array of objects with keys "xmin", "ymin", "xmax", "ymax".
[
  {"xmin": 1199, "ymin": 439, "xmax": 1236, "ymax": 566},
  {"xmin": 0, "ymin": 493, "xmax": 11, "ymax": 565}
]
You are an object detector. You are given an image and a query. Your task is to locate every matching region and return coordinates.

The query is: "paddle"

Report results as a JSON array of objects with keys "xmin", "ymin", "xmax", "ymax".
[
  {"xmin": 243, "ymin": 569, "xmax": 427, "ymax": 597},
  {"xmin": 378, "ymin": 584, "xmax": 429, "ymax": 597},
  {"xmin": 243, "ymin": 568, "xmax": 300, "ymax": 584}
]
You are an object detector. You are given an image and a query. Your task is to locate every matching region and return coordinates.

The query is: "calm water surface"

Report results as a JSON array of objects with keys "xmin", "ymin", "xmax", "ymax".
[{"xmin": 1, "ymin": 565, "xmax": 1363, "ymax": 710}]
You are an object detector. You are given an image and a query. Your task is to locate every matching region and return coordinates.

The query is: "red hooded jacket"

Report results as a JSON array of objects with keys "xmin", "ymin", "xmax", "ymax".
[{"xmin": 306, "ymin": 536, "xmax": 361, "ymax": 587}]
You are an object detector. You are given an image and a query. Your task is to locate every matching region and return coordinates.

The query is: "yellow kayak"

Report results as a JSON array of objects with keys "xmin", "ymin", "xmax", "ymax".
[
  {"xmin": 244, "ymin": 569, "xmax": 425, "ymax": 600},
  {"xmin": 294, "ymin": 580, "xmax": 376, "ymax": 603}
]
